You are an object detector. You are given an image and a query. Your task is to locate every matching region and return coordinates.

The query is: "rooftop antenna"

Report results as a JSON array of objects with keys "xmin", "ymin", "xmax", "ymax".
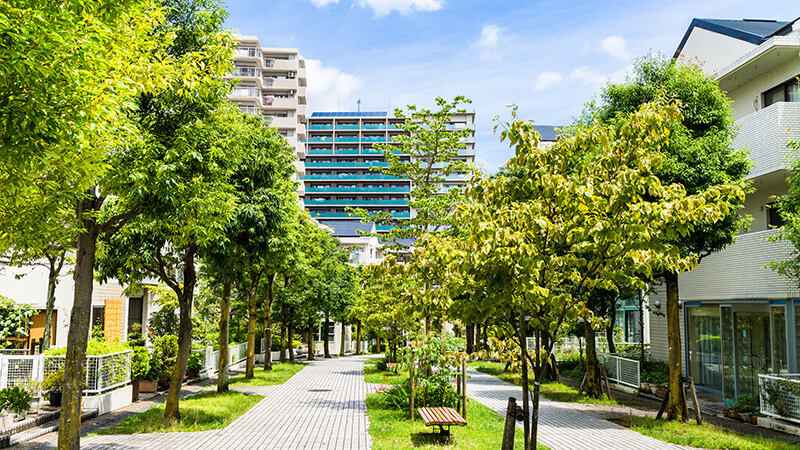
[{"xmin": 357, "ymin": 99, "xmax": 361, "ymax": 113}]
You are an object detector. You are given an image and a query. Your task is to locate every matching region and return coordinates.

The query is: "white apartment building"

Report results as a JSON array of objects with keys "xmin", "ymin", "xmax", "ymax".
[
  {"xmin": 227, "ymin": 36, "xmax": 307, "ymax": 199},
  {"xmin": 648, "ymin": 17, "xmax": 800, "ymax": 399}
]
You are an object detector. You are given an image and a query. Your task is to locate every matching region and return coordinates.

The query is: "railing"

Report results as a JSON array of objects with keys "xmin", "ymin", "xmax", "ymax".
[
  {"xmin": 759, "ymin": 374, "xmax": 800, "ymax": 424},
  {"xmin": 599, "ymin": 353, "xmax": 640, "ymax": 389},
  {"xmin": 305, "ymin": 187, "xmax": 410, "ymax": 193},
  {"xmin": 0, "ymin": 351, "xmax": 132, "ymax": 395},
  {"xmin": 191, "ymin": 343, "xmax": 248, "ymax": 377}
]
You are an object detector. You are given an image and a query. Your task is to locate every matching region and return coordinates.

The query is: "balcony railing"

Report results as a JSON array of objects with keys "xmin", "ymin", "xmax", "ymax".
[
  {"xmin": 310, "ymin": 212, "xmax": 410, "ymax": 219},
  {"xmin": 305, "ymin": 199, "xmax": 407, "ymax": 206},
  {"xmin": 734, "ymin": 102, "xmax": 800, "ymax": 180},
  {"xmin": 336, "ymin": 125, "xmax": 360, "ymax": 130},
  {"xmin": 302, "ymin": 174, "xmax": 401, "ymax": 180},
  {"xmin": 308, "ymin": 125, "xmax": 333, "ymax": 130},
  {"xmin": 759, "ymin": 374, "xmax": 800, "ymax": 424},
  {"xmin": 305, "ymin": 162, "xmax": 389, "ymax": 168},
  {"xmin": 305, "ymin": 186, "xmax": 410, "ymax": 193}
]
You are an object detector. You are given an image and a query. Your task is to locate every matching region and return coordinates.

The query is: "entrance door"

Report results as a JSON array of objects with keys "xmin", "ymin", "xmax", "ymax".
[{"xmin": 735, "ymin": 312, "xmax": 771, "ymax": 397}]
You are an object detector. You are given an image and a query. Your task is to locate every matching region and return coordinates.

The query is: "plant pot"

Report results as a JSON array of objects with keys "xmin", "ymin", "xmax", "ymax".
[
  {"xmin": 131, "ymin": 380, "xmax": 140, "ymax": 402},
  {"xmin": 0, "ymin": 413, "xmax": 13, "ymax": 430},
  {"xmin": 187, "ymin": 370, "xmax": 199, "ymax": 380},
  {"xmin": 157, "ymin": 378, "xmax": 170, "ymax": 391},
  {"xmin": 48, "ymin": 391, "xmax": 62, "ymax": 407},
  {"xmin": 13, "ymin": 411, "xmax": 25, "ymax": 422},
  {"xmin": 650, "ymin": 385, "xmax": 659, "ymax": 395},
  {"xmin": 138, "ymin": 379, "xmax": 158, "ymax": 393},
  {"xmin": 750, "ymin": 414, "xmax": 760, "ymax": 425},
  {"xmin": 740, "ymin": 413, "xmax": 750, "ymax": 423},
  {"xmin": 28, "ymin": 397, "xmax": 40, "ymax": 415}
]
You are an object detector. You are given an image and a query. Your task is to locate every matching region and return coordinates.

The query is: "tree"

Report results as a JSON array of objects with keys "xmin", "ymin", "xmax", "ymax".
[
  {"xmin": 353, "ymin": 96, "xmax": 472, "ymax": 334},
  {"xmin": 0, "ymin": 296, "xmax": 36, "ymax": 347},
  {"xmin": 592, "ymin": 55, "xmax": 751, "ymax": 420},
  {"xmin": 434, "ymin": 101, "xmax": 742, "ymax": 449},
  {"xmin": 770, "ymin": 139, "xmax": 800, "ymax": 280}
]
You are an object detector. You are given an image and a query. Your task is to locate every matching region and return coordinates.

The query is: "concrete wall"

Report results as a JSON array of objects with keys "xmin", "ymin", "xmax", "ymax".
[{"xmin": 677, "ymin": 27, "xmax": 756, "ymax": 78}]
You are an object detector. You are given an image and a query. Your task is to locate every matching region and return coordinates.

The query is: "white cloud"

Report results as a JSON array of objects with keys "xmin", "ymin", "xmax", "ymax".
[
  {"xmin": 309, "ymin": 0, "xmax": 339, "ymax": 6},
  {"xmin": 304, "ymin": 59, "xmax": 364, "ymax": 112},
  {"xmin": 534, "ymin": 71, "xmax": 563, "ymax": 91},
  {"xmin": 473, "ymin": 24, "xmax": 509, "ymax": 62},
  {"xmin": 354, "ymin": 0, "xmax": 444, "ymax": 18},
  {"xmin": 598, "ymin": 35, "xmax": 631, "ymax": 60},
  {"xmin": 569, "ymin": 63, "xmax": 634, "ymax": 87}
]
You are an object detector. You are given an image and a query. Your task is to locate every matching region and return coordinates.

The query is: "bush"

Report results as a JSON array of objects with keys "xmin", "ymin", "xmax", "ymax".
[
  {"xmin": 44, "ymin": 340, "xmax": 129, "ymax": 356},
  {"xmin": 187, "ymin": 352, "xmax": 202, "ymax": 372},
  {"xmin": 152, "ymin": 335, "xmax": 179, "ymax": 377},
  {"xmin": 375, "ymin": 359, "xmax": 388, "ymax": 371},
  {"xmin": 725, "ymin": 393, "xmax": 759, "ymax": 414},
  {"xmin": 43, "ymin": 369, "xmax": 64, "ymax": 394},
  {"xmin": 642, "ymin": 360, "xmax": 669, "ymax": 386},
  {"xmin": 131, "ymin": 347, "xmax": 151, "ymax": 381},
  {"xmin": 0, "ymin": 386, "xmax": 31, "ymax": 415},
  {"xmin": 369, "ymin": 343, "xmax": 387, "ymax": 353},
  {"xmin": 383, "ymin": 375, "xmax": 458, "ymax": 412}
]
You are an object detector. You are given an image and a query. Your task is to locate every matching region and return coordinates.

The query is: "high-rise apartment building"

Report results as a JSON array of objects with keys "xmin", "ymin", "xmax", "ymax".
[
  {"xmin": 301, "ymin": 111, "xmax": 475, "ymax": 230},
  {"xmin": 227, "ymin": 36, "xmax": 307, "ymax": 196}
]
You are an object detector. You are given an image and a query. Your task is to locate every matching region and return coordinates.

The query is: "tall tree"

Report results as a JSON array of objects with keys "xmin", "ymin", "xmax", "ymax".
[
  {"xmin": 435, "ymin": 101, "xmax": 743, "ymax": 449},
  {"xmin": 592, "ymin": 55, "xmax": 750, "ymax": 420}
]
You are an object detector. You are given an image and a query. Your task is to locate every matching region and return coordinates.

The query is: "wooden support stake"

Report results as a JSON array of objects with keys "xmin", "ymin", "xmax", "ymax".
[
  {"xmin": 461, "ymin": 359, "xmax": 467, "ymax": 419},
  {"xmin": 409, "ymin": 350, "xmax": 415, "ymax": 421},
  {"xmin": 578, "ymin": 372, "xmax": 587, "ymax": 395},
  {"xmin": 601, "ymin": 365, "xmax": 612, "ymax": 399},
  {"xmin": 684, "ymin": 376, "xmax": 702, "ymax": 425},
  {"xmin": 501, "ymin": 397, "xmax": 517, "ymax": 450},
  {"xmin": 656, "ymin": 390, "xmax": 670, "ymax": 420}
]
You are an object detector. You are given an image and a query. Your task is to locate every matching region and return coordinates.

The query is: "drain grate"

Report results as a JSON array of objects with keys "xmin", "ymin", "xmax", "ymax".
[{"xmin": 307, "ymin": 389, "xmax": 333, "ymax": 392}]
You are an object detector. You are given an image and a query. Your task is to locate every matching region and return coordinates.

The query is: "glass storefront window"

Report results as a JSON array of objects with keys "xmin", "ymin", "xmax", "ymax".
[
  {"xmin": 771, "ymin": 306, "xmax": 787, "ymax": 374},
  {"xmin": 796, "ymin": 305, "xmax": 800, "ymax": 372},
  {"xmin": 688, "ymin": 306, "xmax": 722, "ymax": 392}
]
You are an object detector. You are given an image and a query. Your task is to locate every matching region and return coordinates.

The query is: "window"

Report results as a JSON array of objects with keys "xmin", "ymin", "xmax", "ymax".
[
  {"xmin": 127, "ymin": 297, "xmax": 143, "ymax": 334},
  {"xmin": 763, "ymin": 76, "xmax": 800, "ymax": 108},
  {"xmin": 91, "ymin": 306, "xmax": 105, "ymax": 331},
  {"xmin": 314, "ymin": 323, "xmax": 335, "ymax": 342},
  {"xmin": 767, "ymin": 202, "xmax": 785, "ymax": 228}
]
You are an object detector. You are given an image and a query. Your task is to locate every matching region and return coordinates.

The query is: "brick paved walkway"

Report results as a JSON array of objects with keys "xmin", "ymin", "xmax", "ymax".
[
  {"xmin": 77, "ymin": 355, "xmax": 373, "ymax": 449},
  {"xmin": 466, "ymin": 368, "xmax": 694, "ymax": 450}
]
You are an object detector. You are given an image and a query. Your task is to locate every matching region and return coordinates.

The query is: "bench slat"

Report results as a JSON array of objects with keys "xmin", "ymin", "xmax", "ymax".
[{"xmin": 417, "ymin": 407, "xmax": 467, "ymax": 427}]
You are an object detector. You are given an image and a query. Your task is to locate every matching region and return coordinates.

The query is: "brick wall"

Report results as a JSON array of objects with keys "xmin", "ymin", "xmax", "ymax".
[{"xmin": 728, "ymin": 58, "xmax": 800, "ymax": 120}]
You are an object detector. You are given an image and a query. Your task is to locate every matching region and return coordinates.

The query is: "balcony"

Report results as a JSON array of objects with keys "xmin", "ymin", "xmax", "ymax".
[
  {"xmin": 362, "ymin": 124, "xmax": 386, "ymax": 130},
  {"xmin": 293, "ymin": 160, "xmax": 305, "ymax": 177},
  {"xmin": 734, "ymin": 102, "xmax": 800, "ymax": 180},
  {"xmin": 362, "ymin": 137, "xmax": 387, "ymax": 143},
  {"xmin": 308, "ymin": 125, "xmax": 333, "ymax": 130},
  {"xmin": 305, "ymin": 186, "xmax": 410, "ymax": 193},
  {"xmin": 263, "ymin": 58, "xmax": 299, "ymax": 71},
  {"xmin": 262, "ymin": 78, "xmax": 298, "ymax": 90},
  {"xmin": 679, "ymin": 229, "xmax": 799, "ymax": 300},
  {"xmin": 305, "ymin": 162, "xmax": 389, "ymax": 168},
  {"xmin": 307, "ymin": 148, "xmax": 333, "ymax": 155},
  {"xmin": 265, "ymin": 116, "xmax": 298, "ymax": 130},
  {"xmin": 336, "ymin": 125, "xmax": 360, "ymax": 130},
  {"xmin": 335, "ymin": 149, "xmax": 360, "ymax": 155},
  {"xmin": 308, "ymin": 137, "xmax": 333, "ymax": 143},
  {"xmin": 235, "ymin": 47, "xmax": 262, "ymax": 60},
  {"xmin": 310, "ymin": 212, "xmax": 410, "ymax": 219},
  {"xmin": 263, "ymin": 97, "xmax": 297, "ymax": 109},
  {"xmin": 305, "ymin": 199, "xmax": 407, "ymax": 206},
  {"xmin": 336, "ymin": 136, "xmax": 360, "ymax": 142},
  {"xmin": 302, "ymin": 174, "xmax": 401, "ymax": 180}
]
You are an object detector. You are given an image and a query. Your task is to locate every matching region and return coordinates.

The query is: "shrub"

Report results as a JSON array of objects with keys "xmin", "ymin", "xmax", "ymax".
[
  {"xmin": 0, "ymin": 386, "xmax": 31, "ymax": 415},
  {"xmin": 383, "ymin": 376, "xmax": 458, "ymax": 412},
  {"xmin": 641, "ymin": 360, "xmax": 669, "ymax": 386},
  {"xmin": 187, "ymin": 352, "xmax": 202, "ymax": 372},
  {"xmin": 45, "ymin": 340, "xmax": 129, "ymax": 356},
  {"xmin": 369, "ymin": 343, "xmax": 387, "ymax": 353},
  {"xmin": 152, "ymin": 335, "xmax": 179, "ymax": 377},
  {"xmin": 725, "ymin": 393, "xmax": 759, "ymax": 414},
  {"xmin": 375, "ymin": 359, "xmax": 388, "ymax": 371},
  {"xmin": 43, "ymin": 369, "xmax": 64, "ymax": 394},
  {"xmin": 22, "ymin": 379, "xmax": 43, "ymax": 398},
  {"xmin": 131, "ymin": 347, "xmax": 151, "ymax": 381}
]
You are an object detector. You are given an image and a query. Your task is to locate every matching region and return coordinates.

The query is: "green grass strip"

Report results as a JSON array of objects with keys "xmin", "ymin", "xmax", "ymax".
[
  {"xmin": 97, "ymin": 390, "xmax": 262, "ymax": 434},
  {"xmin": 611, "ymin": 415, "xmax": 799, "ymax": 450},
  {"xmin": 229, "ymin": 361, "xmax": 305, "ymax": 386},
  {"xmin": 366, "ymin": 393, "xmax": 548, "ymax": 449},
  {"xmin": 364, "ymin": 364, "xmax": 409, "ymax": 385}
]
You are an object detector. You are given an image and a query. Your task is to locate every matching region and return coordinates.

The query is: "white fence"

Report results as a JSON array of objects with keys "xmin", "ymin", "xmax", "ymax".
[
  {"xmin": 600, "ymin": 353, "xmax": 640, "ymax": 389},
  {"xmin": 192, "ymin": 343, "xmax": 248, "ymax": 377},
  {"xmin": 0, "ymin": 351, "xmax": 132, "ymax": 395},
  {"xmin": 759, "ymin": 374, "xmax": 800, "ymax": 424}
]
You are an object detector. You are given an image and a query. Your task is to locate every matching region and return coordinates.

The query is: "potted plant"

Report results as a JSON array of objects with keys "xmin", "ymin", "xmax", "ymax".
[
  {"xmin": 43, "ymin": 369, "xmax": 64, "ymax": 407},
  {"xmin": 0, "ymin": 386, "xmax": 32, "ymax": 421},
  {"xmin": 0, "ymin": 389, "xmax": 14, "ymax": 428},
  {"xmin": 21, "ymin": 380, "xmax": 43, "ymax": 415},
  {"xmin": 186, "ymin": 352, "xmax": 202, "ymax": 380},
  {"xmin": 131, "ymin": 347, "xmax": 151, "ymax": 401}
]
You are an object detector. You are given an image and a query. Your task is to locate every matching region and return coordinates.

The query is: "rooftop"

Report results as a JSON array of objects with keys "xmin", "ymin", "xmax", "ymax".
[
  {"xmin": 311, "ymin": 112, "xmax": 388, "ymax": 118},
  {"xmin": 674, "ymin": 18, "xmax": 797, "ymax": 58},
  {"xmin": 320, "ymin": 220, "xmax": 376, "ymax": 237},
  {"xmin": 532, "ymin": 125, "xmax": 562, "ymax": 142}
]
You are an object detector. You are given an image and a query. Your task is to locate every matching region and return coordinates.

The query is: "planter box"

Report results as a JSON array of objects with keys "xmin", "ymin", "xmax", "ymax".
[
  {"xmin": 82, "ymin": 385, "xmax": 132, "ymax": 416},
  {"xmin": 138, "ymin": 379, "xmax": 157, "ymax": 393}
]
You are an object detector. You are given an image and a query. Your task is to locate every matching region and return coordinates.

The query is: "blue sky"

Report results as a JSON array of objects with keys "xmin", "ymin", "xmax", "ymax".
[{"xmin": 224, "ymin": 0, "xmax": 796, "ymax": 171}]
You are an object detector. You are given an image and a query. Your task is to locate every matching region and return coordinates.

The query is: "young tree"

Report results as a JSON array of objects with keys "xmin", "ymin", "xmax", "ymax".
[
  {"xmin": 592, "ymin": 55, "xmax": 751, "ymax": 420},
  {"xmin": 436, "ymin": 101, "xmax": 742, "ymax": 449}
]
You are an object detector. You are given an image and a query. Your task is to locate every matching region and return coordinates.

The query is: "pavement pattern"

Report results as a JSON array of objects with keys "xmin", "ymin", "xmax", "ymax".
[
  {"xmin": 78, "ymin": 355, "xmax": 373, "ymax": 450},
  {"xmin": 465, "ymin": 368, "xmax": 695, "ymax": 450}
]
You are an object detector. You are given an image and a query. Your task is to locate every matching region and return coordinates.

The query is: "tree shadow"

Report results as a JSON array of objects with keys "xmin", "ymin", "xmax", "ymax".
[{"xmin": 411, "ymin": 431, "xmax": 452, "ymax": 447}]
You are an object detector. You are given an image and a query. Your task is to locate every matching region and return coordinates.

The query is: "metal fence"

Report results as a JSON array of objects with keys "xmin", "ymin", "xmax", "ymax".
[
  {"xmin": 191, "ymin": 343, "xmax": 249, "ymax": 377},
  {"xmin": 0, "ymin": 351, "xmax": 132, "ymax": 394},
  {"xmin": 599, "ymin": 353, "xmax": 641, "ymax": 388},
  {"xmin": 759, "ymin": 374, "xmax": 800, "ymax": 424}
]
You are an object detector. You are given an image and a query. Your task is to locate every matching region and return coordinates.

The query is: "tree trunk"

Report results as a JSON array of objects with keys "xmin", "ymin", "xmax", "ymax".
[
  {"xmin": 163, "ymin": 245, "xmax": 197, "ymax": 421},
  {"xmin": 42, "ymin": 250, "xmax": 65, "ymax": 352},
  {"xmin": 607, "ymin": 306, "xmax": 617, "ymax": 354},
  {"xmin": 288, "ymin": 318, "xmax": 295, "ymax": 362},
  {"xmin": 59, "ymin": 212, "xmax": 98, "ymax": 450},
  {"xmin": 482, "ymin": 323, "xmax": 489, "ymax": 351},
  {"xmin": 339, "ymin": 322, "xmax": 346, "ymax": 356},
  {"xmin": 475, "ymin": 323, "xmax": 481, "ymax": 351},
  {"xmin": 307, "ymin": 318, "xmax": 315, "ymax": 361},
  {"xmin": 245, "ymin": 271, "xmax": 262, "ymax": 379},
  {"xmin": 424, "ymin": 314, "xmax": 431, "ymax": 335},
  {"xmin": 218, "ymin": 279, "xmax": 231, "ymax": 393},
  {"xmin": 355, "ymin": 321, "xmax": 362, "ymax": 355},
  {"xmin": 584, "ymin": 322, "xmax": 602, "ymax": 399},
  {"xmin": 323, "ymin": 315, "xmax": 331, "ymax": 358},
  {"xmin": 264, "ymin": 273, "xmax": 276, "ymax": 371},
  {"xmin": 519, "ymin": 310, "xmax": 530, "ymax": 450},
  {"xmin": 666, "ymin": 272, "xmax": 685, "ymax": 421},
  {"xmin": 376, "ymin": 336, "xmax": 380, "ymax": 355},
  {"xmin": 279, "ymin": 303, "xmax": 287, "ymax": 363},
  {"xmin": 466, "ymin": 323, "xmax": 474, "ymax": 354}
]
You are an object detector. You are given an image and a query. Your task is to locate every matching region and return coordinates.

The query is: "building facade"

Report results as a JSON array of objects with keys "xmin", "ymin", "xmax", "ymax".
[
  {"xmin": 648, "ymin": 17, "xmax": 800, "ymax": 399},
  {"xmin": 227, "ymin": 36, "xmax": 307, "ymax": 200},
  {"xmin": 301, "ymin": 111, "xmax": 475, "ymax": 229}
]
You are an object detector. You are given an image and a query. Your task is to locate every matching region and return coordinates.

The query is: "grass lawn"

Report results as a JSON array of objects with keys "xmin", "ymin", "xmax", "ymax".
[
  {"xmin": 366, "ymin": 393, "xmax": 548, "ymax": 450},
  {"xmin": 228, "ymin": 361, "xmax": 305, "ymax": 386},
  {"xmin": 469, "ymin": 361, "xmax": 638, "ymax": 407},
  {"xmin": 364, "ymin": 364, "xmax": 409, "ymax": 385},
  {"xmin": 97, "ymin": 390, "xmax": 262, "ymax": 434},
  {"xmin": 364, "ymin": 357, "xmax": 383, "ymax": 365},
  {"xmin": 610, "ymin": 416, "xmax": 799, "ymax": 450}
]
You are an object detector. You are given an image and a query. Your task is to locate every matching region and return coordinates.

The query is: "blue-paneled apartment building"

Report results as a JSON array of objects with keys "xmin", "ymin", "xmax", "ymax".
[{"xmin": 300, "ymin": 111, "xmax": 476, "ymax": 230}]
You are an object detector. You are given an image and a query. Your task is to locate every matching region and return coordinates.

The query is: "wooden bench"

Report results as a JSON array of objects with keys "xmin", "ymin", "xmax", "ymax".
[{"xmin": 417, "ymin": 407, "xmax": 467, "ymax": 436}]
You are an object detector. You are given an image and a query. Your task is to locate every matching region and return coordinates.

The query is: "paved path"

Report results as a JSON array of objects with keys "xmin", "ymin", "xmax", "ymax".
[
  {"xmin": 466, "ymin": 368, "xmax": 694, "ymax": 450},
  {"xmin": 77, "ymin": 355, "xmax": 373, "ymax": 449}
]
